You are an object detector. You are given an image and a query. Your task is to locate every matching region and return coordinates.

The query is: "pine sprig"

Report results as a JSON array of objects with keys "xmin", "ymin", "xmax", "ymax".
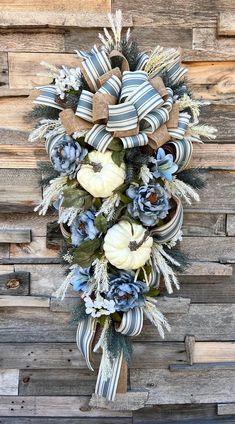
[
  {"xmin": 106, "ymin": 321, "xmax": 133, "ymax": 365},
  {"xmin": 177, "ymin": 168, "xmax": 206, "ymax": 190},
  {"xmin": 25, "ymin": 105, "xmax": 60, "ymax": 122},
  {"xmin": 164, "ymin": 246, "xmax": 189, "ymax": 272},
  {"xmin": 121, "ymin": 39, "xmax": 140, "ymax": 71},
  {"xmin": 38, "ymin": 161, "xmax": 60, "ymax": 188}
]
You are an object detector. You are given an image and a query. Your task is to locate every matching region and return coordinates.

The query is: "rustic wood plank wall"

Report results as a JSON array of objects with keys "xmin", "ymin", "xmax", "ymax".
[{"xmin": 0, "ymin": 0, "xmax": 234, "ymax": 422}]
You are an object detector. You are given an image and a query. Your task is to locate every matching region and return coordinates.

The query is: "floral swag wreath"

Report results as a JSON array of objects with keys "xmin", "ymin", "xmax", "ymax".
[{"xmin": 29, "ymin": 11, "xmax": 217, "ymax": 403}]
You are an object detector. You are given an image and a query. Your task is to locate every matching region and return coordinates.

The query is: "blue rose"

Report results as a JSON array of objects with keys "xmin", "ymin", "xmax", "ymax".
[
  {"xmin": 70, "ymin": 209, "xmax": 99, "ymax": 246},
  {"xmin": 127, "ymin": 183, "xmax": 170, "ymax": 226},
  {"xmin": 70, "ymin": 266, "xmax": 91, "ymax": 293},
  {"xmin": 152, "ymin": 148, "xmax": 178, "ymax": 181},
  {"xmin": 107, "ymin": 272, "xmax": 147, "ymax": 312},
  {"xmin": 51, "ymin": 135, "xmax": 88, "ymax": 177}
]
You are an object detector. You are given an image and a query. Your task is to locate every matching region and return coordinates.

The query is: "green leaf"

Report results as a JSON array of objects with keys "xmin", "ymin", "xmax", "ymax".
[
  {"xmin": 111, "ymin": 312, "xmax": 122, "ymax": 322},
  {"xmin": 145, "ymin": 287, "xmax": 160, "ymax": 297},
  {"xmin": 98, "ymin": 315, "xmax": 107, "ymax": 326},
  {"xmin": 73, "ymin": 238, "xmax": 102, "ymax": 268},
  {"xmin": 120, "ymin": 194, "xmax": 132, "ymax": 204},
  {"xmin": 108, "ymin": 138, "xmax": 123, "ymax": 151},
  {"xmin": 113, "ymin": 182, "xmax": 129, "ymax": 194},
  {"xmin": 62, "ymin": 187, "xmax": 92, "ymax": 210},
  {"xmin": 111, "ymin": 150, "xmax": 125, "ymax": 167},
  {"xmin": 94, "ymin": 214, "xmax": 108, "ymax": 233}
]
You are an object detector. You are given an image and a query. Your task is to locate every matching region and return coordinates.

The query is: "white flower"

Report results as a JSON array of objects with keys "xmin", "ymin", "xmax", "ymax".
[
  {"xmin": 54, "ymin": 66, "xmax": 82, "ymax": 99},
  {"xmin": 84, "ymin": 294, "xmax": 116, "ymax": 318},
  {"xmin": 140, "ymin": 164, "xmax": 153, "ymax": 185}
]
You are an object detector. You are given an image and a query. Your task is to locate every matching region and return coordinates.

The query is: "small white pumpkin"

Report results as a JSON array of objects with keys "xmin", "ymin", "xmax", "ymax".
[
  {"xmin": 103, "ymin": 220, "xmax": 153, "ymax": 270},
  {"xmin": 77, "ymin": 150, "xmax": 125, "ymax": 198}
]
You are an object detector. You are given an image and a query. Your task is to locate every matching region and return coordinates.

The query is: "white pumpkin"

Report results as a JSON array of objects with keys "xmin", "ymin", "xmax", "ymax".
[
  {"xmin": 103, "ymin": 220, "xmax": 153, "ymax": 270},
  {"xmin": 77, "ymin": 150, "xmax": 125, "ymax": 198}
]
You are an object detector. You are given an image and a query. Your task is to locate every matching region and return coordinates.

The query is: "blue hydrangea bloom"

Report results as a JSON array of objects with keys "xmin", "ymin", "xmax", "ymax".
[
  {"xmin": 51, "ymin": 135, "xmax": 88, "ymax": 177},
  {"xmin": 107, "ymin": 272, "xmax": 147, "ymax": 312},
  {"xmin": 152, "ymin": 148, "xmax": 178, "ymax": 181},
  {"xmin": 127, "ymin": 183, "xmax": 171, "ymax": 226},
  {"xmin": 70, "ymin": 209, "xmax": 99, "ymax": 246},
  {"xmin": 70, "ymin": 266, "xmax": 91, "ymax": 292}
]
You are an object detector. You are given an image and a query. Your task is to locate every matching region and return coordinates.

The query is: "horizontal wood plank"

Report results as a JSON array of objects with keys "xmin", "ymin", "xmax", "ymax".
[
  {"xmin": 0, "ymin": 342, "xmax": 187, "ymax": 369},
  {"xmin": 0, "ymin": 169, "xmax": 41, "ymax": 212},
  {"xmin": 192, "ymin": 27, "xmax": 235, "ymax": 59},
  {"xmin": 0, "ymin": 304, "xmax": 233, "ymax": 342},
  {"xmin": 19, "ymin": 369, "xmax": 97, "ymax": 396},
  {"xmin": 0, "ymin": 11, "xmax": 132, "ymax": 29},
  {"xmin": 182, "ymin": 213, "xmax": 226, "ymax": 236},
  {"xmin": 10, "ymin": 237, "xmax": 58, "ymax": 259},
  {"xmin": 0, "ymin": 229, "xmax": 31, "ymax": 243},
  {"xmin": 194, "ymin": 342, "xmax": 235, "ymax": 363},
  {"xmin": 0, "ymin": 212, "xmax": 55, "ymax": 237},
  {"xmin": 0, "ymin": 271, "xmax": 30, "ymax": 295},
  {"xmin": 217, "ymin": 403, "xmax": 235, "ymax": 415},
  {"xmin": 180, "ymin": 237, "xmax": 235, "ymax": 262},
  {"xmin": 0, "ymin": 32, "xmax": 65, "ymax": 53},
  {"xmin": 0, "ymin": 396, "xmax": 131, "ymax": 417},
  {"xmin": 0, "ymin": 0, "xmax": 111, "ymax": 12},
  {"xmin": 218, "ymin": 12, "xmax": 235, "ymax": 36},
  {"xmin": 131, "ymin": 368, "xmax": 235, "ymax": 404},
  {"xmin": 0, "ymin": 370, "xmax": 19, "ymax": 395},
  {"xmin": 0, "ymin": 296, "xmax": 49, "ymax": 308}
]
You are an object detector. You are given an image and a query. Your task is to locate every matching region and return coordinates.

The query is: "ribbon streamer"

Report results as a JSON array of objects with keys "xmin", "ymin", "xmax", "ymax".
[
  {"xmin": 76, "ymin": 316, "xmax": 97, "ymax": 371},
  {"xmin": 151, "ymin": 196, "xmax": 183, "ymax": 243}
]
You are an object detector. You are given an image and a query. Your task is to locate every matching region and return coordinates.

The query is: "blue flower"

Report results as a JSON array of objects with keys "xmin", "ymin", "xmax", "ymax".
[
  {"xmin": 51, "ymin": 135, "xmax": 88, "ymax": 177},
  {"xmin": 70, "ymin": 209, "xmax": 99, "ymax": 246},
  {"xmin": 107, "ymin": 272, "xmax": 147, "ymax": 312},
  {"xmin": 152, "ymin": 148, "xmax": 178, "ymax": 181},
  {"xmin": 70, "ymin": 266, "xmax": 91, "ymax": 292},
  {"xmin": 127, "ymin": 183, "xmax": 171, "ymax": 226}
]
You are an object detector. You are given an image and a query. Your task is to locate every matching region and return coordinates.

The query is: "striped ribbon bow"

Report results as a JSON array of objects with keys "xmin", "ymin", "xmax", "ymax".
[{"xmin": 34, "ymin": 48, "xmax": 189, "ymax": 152}]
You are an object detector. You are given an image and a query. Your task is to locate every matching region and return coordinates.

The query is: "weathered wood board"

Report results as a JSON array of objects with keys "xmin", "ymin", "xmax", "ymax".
[{"xmin": 0, "ymin": 0, "xmax": 234, "ymax": 421}]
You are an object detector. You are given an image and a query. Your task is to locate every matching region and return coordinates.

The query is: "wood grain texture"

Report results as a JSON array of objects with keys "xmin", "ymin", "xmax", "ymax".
[
  {"xmin": 0, "ymin": 396, "xmax": 132, "ymax": 417},
  {"xmin": 0, "ymin": 11, "xmax": 132, "ymax": 29},
  {"xmin": 0, "ymin": 0, "xmax": 111, "ymax": 12},
  {"xmin": 0, "ymin": 271, "xmax": 30, "ymax": 295},
  {"xmin": 217, "ymin": 403, "xmax": 235, "ymax": 415},
  {"xmin": 0, "ymin": 342, "xmax": 186, "ymax": 369},
  {"xmin": 0, "ymin": 304, "xmax": 233, "ymax": 343},
  {"xmin": 0, "ymin": 370, "xmax": 19, "ymax": 395},
  {"xmin": 131, "ymin": 368, "xmax": 235, "ymax": 404},
  {"xmin": 0, "ymin": 296, "xmax": 49, "ymax": 308},
  {"xmin": 194, "ymin": 342, "xmax": 235, "ymax": 363},
  {"xmin": 0, "ymin": 229, "xmax": 31, "ymax": 243},
  {"xmin": 0, "ymin": 32, "xmax": 65, "ymax": 53},
  {"xmin": 218, "ymin": 12, "xmax": 235, "ymax": 36}
]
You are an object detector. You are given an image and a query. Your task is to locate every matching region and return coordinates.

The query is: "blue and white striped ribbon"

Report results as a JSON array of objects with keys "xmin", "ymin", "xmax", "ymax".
[
  {"xmin": 135, "ymin": 52, "xmax": 149, "ymax": 70},
  {"xmin": 116, "ymin": 307, "xmax": 144, "ymax": 337},
  {"xmin": 120, "ymin": 71, "xmax": 148, "ymax": 101},
  {"xmin": 168, "ymin": 112, "xmax": 190, "ymax": 140},
  {"xmin": 81, "ymin": 50, "xmax": 111, "ymax": 92},
  {"xmin": 34, "ymin": 85, "xmax": 63, "ymax": 110},
  {"xmin": 85, "ymin": 124, "xmax": 113, "ymax": 152},
  {"xmin": 167, "ymin": 138, "xmax": 193, "ymax": 172},
  {"xmin": 151, "ymin": 196, "xmax": 183, "ymax": 243},
  {"xmin": 76, "ymin": 316, "xmax": 97, "ymax": 371},
  {"xmin": 166, "ymin": 61, "xmax": 187, "ymax": 85},
  {"xmin": 95, "ymin": 350, "xmax": 124, "ymax": 401},
  {"xmin": 127, "ymin": 80, "xmax": 164, "ymax": 120},
  {"xmin": 98, "ymin": 74, "xmax": 121, "ymax": 98},
  {"xmin": 75, "ymin": 90, "xmax": 94, "ymax": 123},
  {"xmin": 148, "ymin": 258, "xmax": 161, "ymax": 288},
  {"xmin": 106, "ymin": 102, "xmax": 138, "ymax": 132},
  {"xmin": 142, "ymin": 108, "xmax": 169, "ymax": 134},
  {"xmin": 75, "ymin": 45, "xmax": 99, "ymax": 59},
  {"xmin": 163, "ymin": 88, "xmax": 174, "ymax": 111},
  {"xmin": 121, "ymin": 132, "xmax": 148, "ymax": 149}
]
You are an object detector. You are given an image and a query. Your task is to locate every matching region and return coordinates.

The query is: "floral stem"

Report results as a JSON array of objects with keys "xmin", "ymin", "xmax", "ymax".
[{"xmin": 129, "ymin": 230, "xmax": 150, "ymax": 251}]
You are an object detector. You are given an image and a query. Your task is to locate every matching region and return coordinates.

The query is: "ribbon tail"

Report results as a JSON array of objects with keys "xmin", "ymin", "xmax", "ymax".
[
  {"xmin": 95, "ymin": 349, "xmax": 124, "ymax": 401},
  {"xmin": 76, "ymin": 316, "xmax": 97, "ymax": 371}
]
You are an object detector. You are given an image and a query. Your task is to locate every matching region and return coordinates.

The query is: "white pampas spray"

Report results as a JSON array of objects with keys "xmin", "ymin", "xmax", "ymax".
[
  {"xmin": 93, "ymin": 257, "xmax": 109, "ymax": 293},
  {"xmin": 144, "ymin": 298, "xmax": 171, "ymax": 338},
  {"xmin": 34, "ymin": 176, "xmax": 68, "ymax": 216},
  {"xmin": 151, "ymin": 242, "xmax": 180, "ymax": 294},
  {"xmin": 166, "ymin": 178, "xmax": 200, "ymax": 205}
]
